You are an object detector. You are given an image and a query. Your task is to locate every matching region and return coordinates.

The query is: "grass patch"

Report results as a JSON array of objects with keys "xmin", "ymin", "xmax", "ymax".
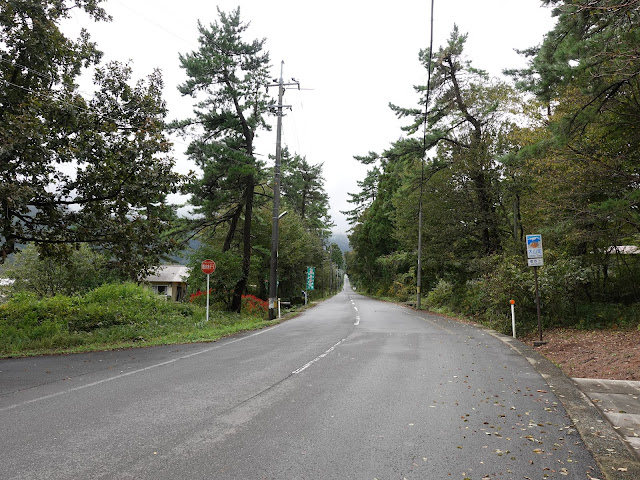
[{"xmin": 0, "ymin": 283, "xmax": 281, "ymax": 358}]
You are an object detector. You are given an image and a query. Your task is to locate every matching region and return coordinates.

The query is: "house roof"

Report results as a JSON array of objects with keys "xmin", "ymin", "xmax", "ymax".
[
  {"xmin": 607, "ymin": 245, "xmax": 640, "ymax": 255},
  {"xmin": 144, "ymin": 265, "xmax": 190, "ymax": 283}
]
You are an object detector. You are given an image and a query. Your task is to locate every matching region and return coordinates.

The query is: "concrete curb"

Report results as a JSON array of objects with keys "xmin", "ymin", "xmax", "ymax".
[{"xmin": 490, "ymin": 331, "xmax": 640, "ymax": 480}]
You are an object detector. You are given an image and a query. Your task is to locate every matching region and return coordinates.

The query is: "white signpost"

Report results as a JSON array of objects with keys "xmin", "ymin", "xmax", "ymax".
[
  {"xmin": 526, "ymin": 235, "xmax": 545, "ymax": 345},
  {"xmin": 201, "ymin": 260, "xmax": 216, "ymax": 322}
]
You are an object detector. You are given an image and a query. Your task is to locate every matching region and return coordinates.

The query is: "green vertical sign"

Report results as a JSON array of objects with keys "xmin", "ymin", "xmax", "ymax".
[{"xmin": 306, "ymin": 266, "xmax": 315, "ymax": 291}]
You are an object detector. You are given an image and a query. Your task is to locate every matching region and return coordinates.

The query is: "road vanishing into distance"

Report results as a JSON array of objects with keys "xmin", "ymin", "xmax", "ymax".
[{"xmin": 1, "ymin": 279, "xmax": 603, "ymax": 479}]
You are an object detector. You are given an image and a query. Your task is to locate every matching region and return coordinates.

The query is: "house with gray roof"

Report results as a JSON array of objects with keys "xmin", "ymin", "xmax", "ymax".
[{"xmin": 143, "ymin": 265, "xmax": 190, "ymax": 301}]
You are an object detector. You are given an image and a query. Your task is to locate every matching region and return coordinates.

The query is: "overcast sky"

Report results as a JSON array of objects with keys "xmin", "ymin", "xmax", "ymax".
[{"xmin": 65, "ymin": 0, "xmax": 557, "ymax": 236}]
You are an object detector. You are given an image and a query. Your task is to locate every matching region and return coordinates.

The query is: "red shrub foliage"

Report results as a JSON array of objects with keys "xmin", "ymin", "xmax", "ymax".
[{"xmin": 241, "ymin": 294, "xmax": 268, "ymax": 318}]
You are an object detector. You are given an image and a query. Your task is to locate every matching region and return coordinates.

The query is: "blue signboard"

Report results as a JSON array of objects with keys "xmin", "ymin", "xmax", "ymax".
[{"xmin": 526, "ymin": 234, "xmax": 543, "ymax": 259}]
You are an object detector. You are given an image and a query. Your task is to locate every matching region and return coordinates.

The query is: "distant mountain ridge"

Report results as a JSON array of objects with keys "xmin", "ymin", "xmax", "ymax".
[{"xmin": 331, "ymin": 233, "xmax": 351, "ymax": 252}]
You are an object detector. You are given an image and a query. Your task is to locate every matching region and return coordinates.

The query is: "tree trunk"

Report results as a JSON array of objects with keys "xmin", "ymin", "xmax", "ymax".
[
  {"xmin": 230, "ymin": 176, "xmax": 254, "ymax": 312},
  {"xmin": 222, "ymin": 204, "xmax": 243, "ymax": 252}
]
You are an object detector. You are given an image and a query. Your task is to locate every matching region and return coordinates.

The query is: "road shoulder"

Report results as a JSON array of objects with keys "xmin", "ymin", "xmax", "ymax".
[{"xmin": 491, "ymin": 332, "xmax": 640, "ymax": 480}]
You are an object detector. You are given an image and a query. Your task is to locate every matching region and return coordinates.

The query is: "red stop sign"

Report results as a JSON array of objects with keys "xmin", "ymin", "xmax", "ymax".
[{"xmin": 201, "ymin": 259, "xmax": 216, "ymax": 275}]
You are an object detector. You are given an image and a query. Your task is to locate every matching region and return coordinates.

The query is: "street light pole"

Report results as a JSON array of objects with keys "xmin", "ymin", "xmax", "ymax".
[{"xmin": 416, "ymin": 0, "xmax": 435, "ymax": 310}]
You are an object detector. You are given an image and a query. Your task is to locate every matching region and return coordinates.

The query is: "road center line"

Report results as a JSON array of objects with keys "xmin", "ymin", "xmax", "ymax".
[{"xmin": 292, "ymin": 339, "xmax": 346, "ymax": 375}]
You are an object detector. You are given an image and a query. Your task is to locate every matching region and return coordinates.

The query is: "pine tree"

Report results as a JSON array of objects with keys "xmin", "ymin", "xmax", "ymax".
[{"xmin": 174, "ymin": 7, "xmax": 271, "ymax": 312}]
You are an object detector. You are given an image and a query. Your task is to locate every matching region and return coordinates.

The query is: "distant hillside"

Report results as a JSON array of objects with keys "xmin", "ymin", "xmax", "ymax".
[
  {"xmin": 168, "ymin": 238, "xmax": 201, "ymax": 265},
  {"xmin": 331, "ymin": 233, "xmax": 351, "ymax": 252}
]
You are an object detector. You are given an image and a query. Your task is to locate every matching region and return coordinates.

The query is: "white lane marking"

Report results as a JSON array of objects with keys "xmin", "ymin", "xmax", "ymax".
[
  {"xmin": 351, "ymin": 300, "xmax": 359, "ymax": 325},
  {"xmin": 0, "ymin": 327, "xmax": 276, "ymax": 413},
  {"xmin": 292, "ymin": 339, "xmax": 346, "ymax": 375}
]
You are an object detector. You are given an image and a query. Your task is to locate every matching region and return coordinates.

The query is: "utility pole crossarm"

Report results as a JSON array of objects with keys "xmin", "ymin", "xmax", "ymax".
[{"xmin": 268, "ymin": 61, "xmax": 300, "ymax": 320}]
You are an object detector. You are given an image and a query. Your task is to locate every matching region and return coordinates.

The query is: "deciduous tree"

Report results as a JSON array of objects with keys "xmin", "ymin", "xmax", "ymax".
[{"xmin": 0, "ymin": 1, "xmax": 182, "ymax": 281}]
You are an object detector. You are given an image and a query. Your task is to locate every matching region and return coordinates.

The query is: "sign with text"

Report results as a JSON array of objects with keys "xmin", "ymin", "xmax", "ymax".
[
  {"xmin": 201, "ymin": 259, "xmax": 216, "ymax": 275},
  {"xmin": 306, "ymin": 266, "xmax": 315, "ymax": 291},
  {"xmin": 528, "ymin": 258, "xmax": 544, "ymax": 267},
  {"xmin": 526, "ymin": 234, "xmax": 543, "ymax": 259}
]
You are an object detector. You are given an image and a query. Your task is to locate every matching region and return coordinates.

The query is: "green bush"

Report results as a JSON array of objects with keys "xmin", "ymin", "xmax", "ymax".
[
  {"xmin": 425, "ymin": 279, "xmax": 455, "ymax": 308},
  {"xmin": 0, "ymin": 281, "xmax": 272, "ymax": 356},
  {"xmin": 574, "ymin": 302, "xmax": 640, "ymax": 330},
  {"xmin": 0, "ymin": 293, "xmax": 77, "ymax": 328}
]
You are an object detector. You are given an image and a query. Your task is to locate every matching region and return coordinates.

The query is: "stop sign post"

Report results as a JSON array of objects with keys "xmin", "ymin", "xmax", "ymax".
[{"xmin": 201, "ymin": 260, "xmax": 216, "ymax": 322}]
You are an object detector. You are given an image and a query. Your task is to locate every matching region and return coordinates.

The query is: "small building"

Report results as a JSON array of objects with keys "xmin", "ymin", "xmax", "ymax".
[
  {"xmin": 606, "ymin": 245, "xmax": 640, "ymax": 255},
  {"xmin": 0, "ymin": 277, "xmax": 15, "ymax": 303},
  {"xmin": 144, "ymin": 265, "xmax": 189, "ymax": 301}
]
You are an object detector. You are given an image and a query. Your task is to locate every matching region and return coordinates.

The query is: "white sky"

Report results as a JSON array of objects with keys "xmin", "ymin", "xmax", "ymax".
[{"xmin": 64, "ymin": 0, "xmax": 557, "ymax": 235}]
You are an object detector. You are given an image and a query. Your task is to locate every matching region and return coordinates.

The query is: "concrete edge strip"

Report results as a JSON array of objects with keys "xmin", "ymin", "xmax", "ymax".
[{"xmin": 488, "ymin": 330, "xmax": 640, "ymax": 480}]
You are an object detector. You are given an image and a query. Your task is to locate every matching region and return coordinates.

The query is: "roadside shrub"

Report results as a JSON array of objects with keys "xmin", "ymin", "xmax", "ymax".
[
  {"xmin": 425, "ymin": 279, "xmax": 454, "ymax": 308},
  {"xmin": 69, "ymin": 283, "xmax": 167, "ymax": 331},
  {"xmin": 456, "ymin": 255, "xmax": 537, "ymax": 332},
  {"xmin": 537, "ymin": 255, "xmax": 593, "ymax": 323},
  {"xmin": 82, "ymin": 282, "xmax": 159, "ymax": 310},
  {"xmin": 241, "ymin": 295, "xmax": 268, "ymax": 318},
  {"xmin": 0, "ymin": 281, "xmax": 272, "ymax": 356},
  {"xmin": 574, "ymin": 302, "xmax": 640, "ymax": 330},
  {"xmin": 67, "ymin": 303, "xmax": 122, "ymax": 332},
  {"xmin": 0, "ymin": 292, "xmax": 76, "ymax": 328}
]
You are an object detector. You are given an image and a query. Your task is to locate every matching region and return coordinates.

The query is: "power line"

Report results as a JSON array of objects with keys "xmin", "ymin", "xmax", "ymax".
[{"xmin": 112, "ymin": 0, "xmax": 196, "ymax": 48}]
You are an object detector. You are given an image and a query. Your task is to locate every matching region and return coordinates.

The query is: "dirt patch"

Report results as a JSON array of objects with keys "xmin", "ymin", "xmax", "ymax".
[{"xmin": 522, "ymin": 328, "xmax": 640, "ymax": 380}]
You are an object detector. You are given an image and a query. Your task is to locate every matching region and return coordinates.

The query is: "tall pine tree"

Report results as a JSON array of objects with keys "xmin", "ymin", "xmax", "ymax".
[{"xmin": 174, "ymin": 7, "xmax": 271, "ymax": 312}]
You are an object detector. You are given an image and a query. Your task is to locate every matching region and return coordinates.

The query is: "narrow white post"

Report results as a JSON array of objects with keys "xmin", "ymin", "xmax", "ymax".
[
  {"xmin": 206, "ymin": 273, "xmax": 210, "ymax": 322},
  {"xmin": 510, "ymin": 299, "xmax": 516, "ymax": 338},
  {"xmin": 278, "ymin": 298, "xmax": 281, "ymax": 319}
]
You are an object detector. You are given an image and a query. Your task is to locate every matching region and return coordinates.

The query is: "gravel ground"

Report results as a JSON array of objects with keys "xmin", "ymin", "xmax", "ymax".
[{"xmin": 522, "ymin": 328, "xmax": 640, "ymax": 380}]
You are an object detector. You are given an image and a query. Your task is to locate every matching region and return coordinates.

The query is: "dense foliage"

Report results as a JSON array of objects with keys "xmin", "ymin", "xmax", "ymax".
[
  {"xmin": 5, "ymin": 244, "xmax": 117, "ymax": 297},
  {"xmin": 1, "ymin": 4, "xmax": 341, "ymax": 321},
  {"xmin": 0, "ymin": 0, "xmax": 182, "ymax": 280},
  {"xmin": 0, "ymin": 283, "xmax": 273, "ymax": 357},
  {"xmin": 346, "ymin": 4, "xmax": 640, "ymax": 332}
]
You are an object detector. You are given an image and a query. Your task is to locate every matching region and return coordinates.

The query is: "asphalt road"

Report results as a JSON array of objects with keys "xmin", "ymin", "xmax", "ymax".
[{"xmin": 1, "ymin": 281, "xmax": 604, "ymax": 479}]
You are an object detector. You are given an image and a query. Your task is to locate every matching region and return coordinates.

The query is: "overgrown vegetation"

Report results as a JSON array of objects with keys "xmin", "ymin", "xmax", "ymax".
[
  {"xmin": 345, "ymin": 2, "xmax": 640, "ymax": 334},
  {"xmin": 1, "ymin": 1, "xmax": 344, "ymax": 334},
  {"xmin": 0, "ymin": 283, "xmax": 277, "ymax": 358}
]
